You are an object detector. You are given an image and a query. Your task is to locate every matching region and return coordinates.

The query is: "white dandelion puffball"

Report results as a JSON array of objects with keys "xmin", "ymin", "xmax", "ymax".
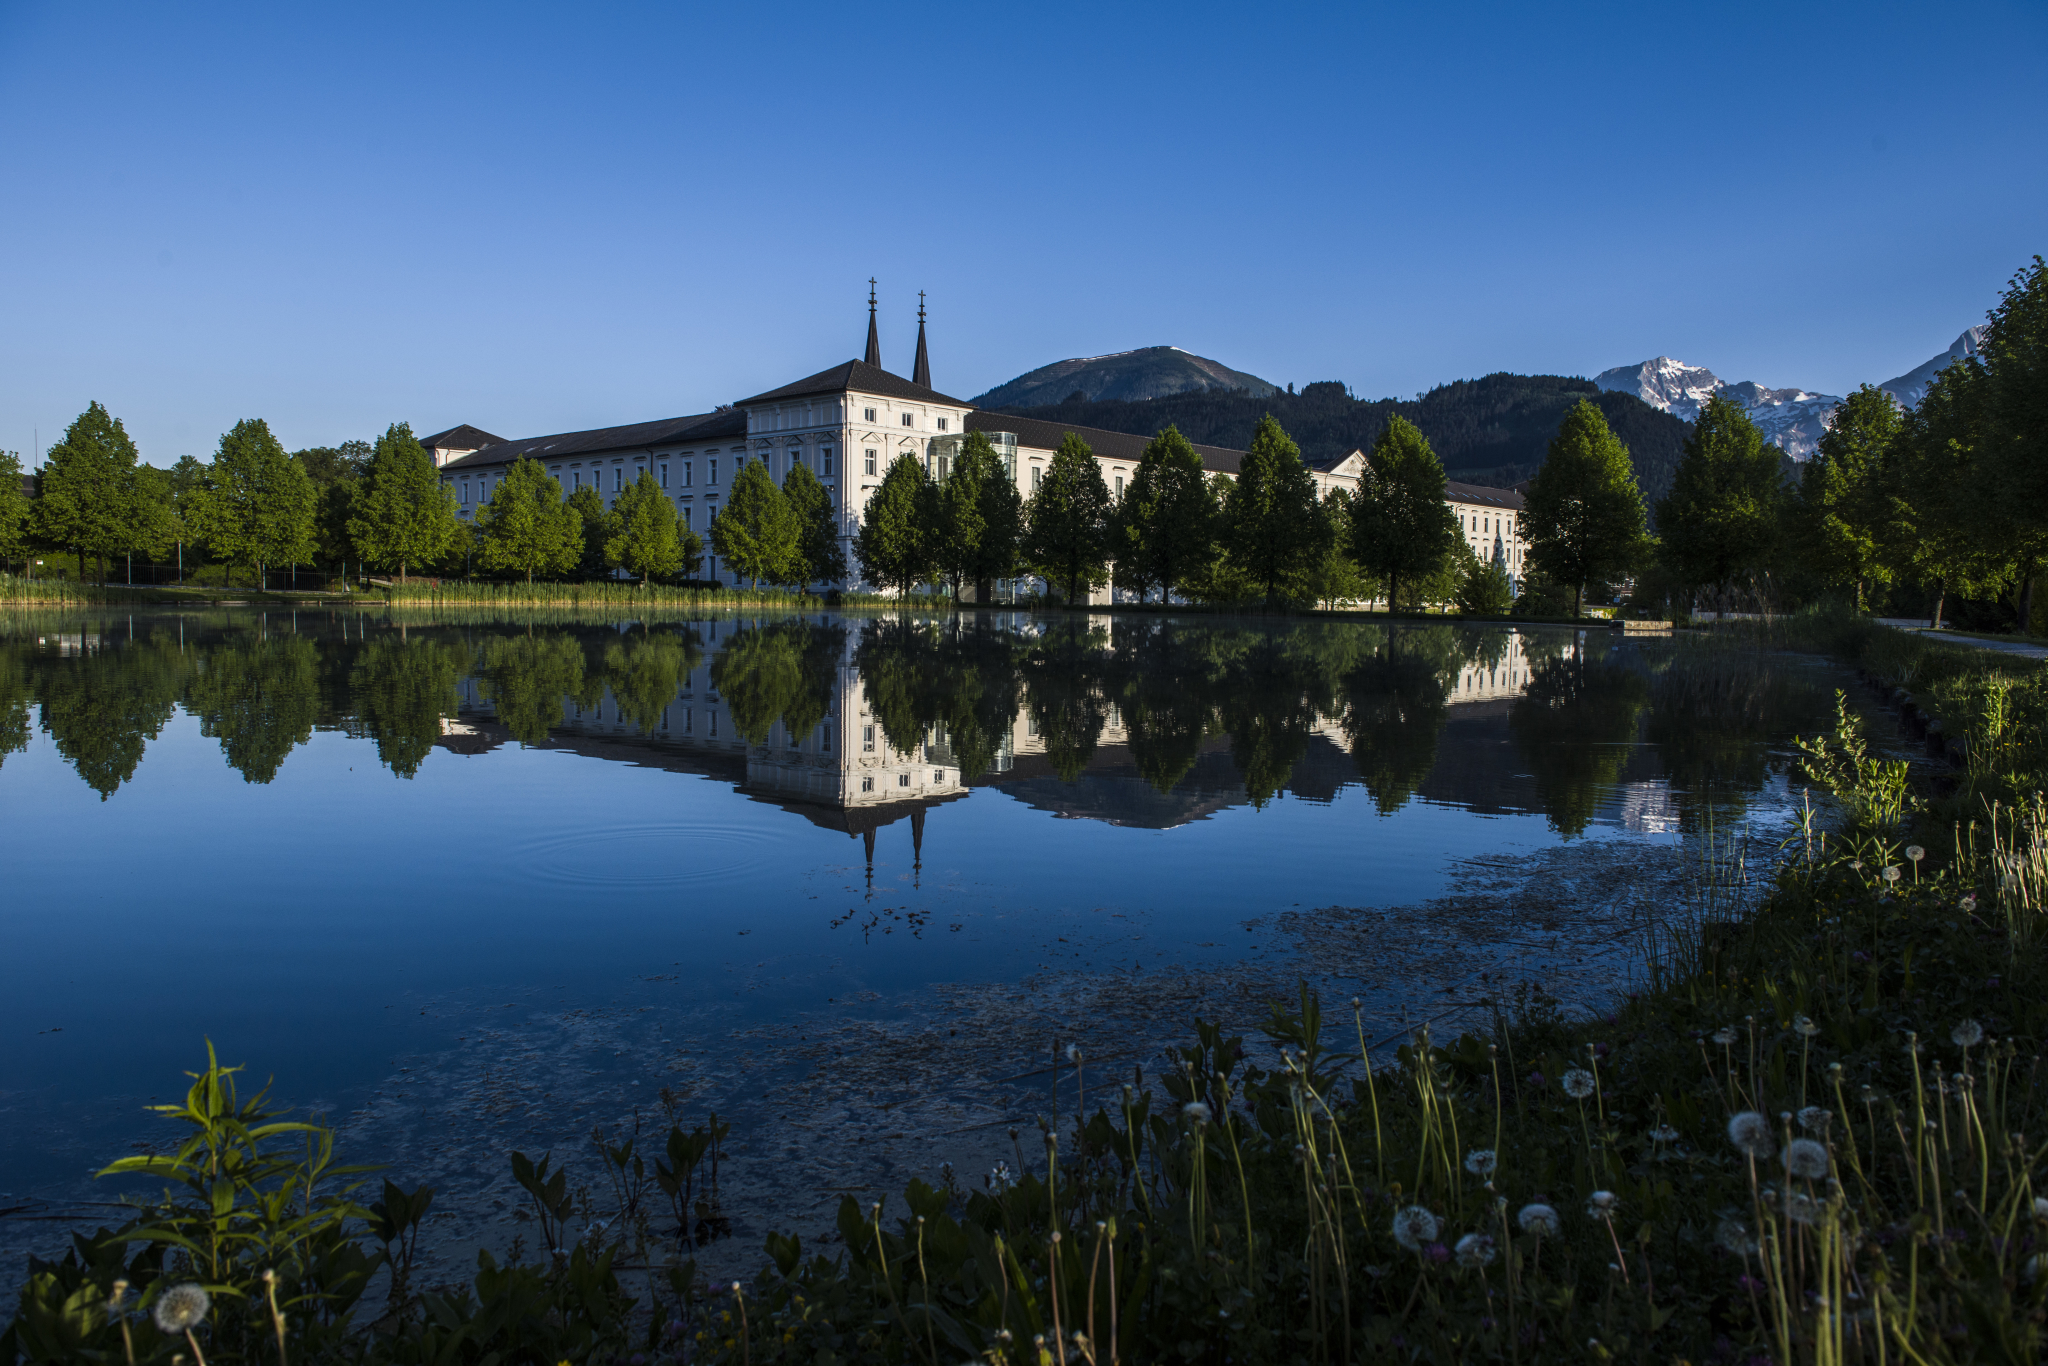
[
  {"xmin": 1883, "ymin": 865, "xmax": 1902, "ymax": 884},
  {"xmin": 1650, "ymin": 1123, "xmax": 1680, "ymax": 1143},
  {"xmin": 1181, "ymin": 1100, "xmax": 1212, "ymax": 1125},
  {"xmin": 1712, "ymin": 1027, "xmax": 1737, "ymax": 1047},
  {"xmin": 1562, "ymin": 1068, "xmax": 1596, "ymax": 1099},
  {"xmin": 1906, "ymin": 845, "xmax": 1925, "ymax": 862},
  {"xmin": 1464, "ymin": 1148, "xmax": 1498, "ymax": 1177},
  {"xmin": 1517, "ymin": 1203, "xmax": 1562, "ymax": 1237},
  {"xmin": 1797, "ymin": 1106, "xmax": 1832, "ymax": 1134},
  {"xmin": 1951, "ymin": 1020, "xmax": 1984, "ymax": 1048},
  {"xmin": 2032, "ymin": 1196, "xmax": 2048, "ymax": 1222},
  {"xmin": 1391, "ymin": 1205, "xmax": 1440, "ymax": 1251},
  {"xmin": 1959, "ymin": 892, "xmax": 1978, "ymax": 911},
  {"xmin": 1716, "ymin": 1219, "xmax": 1755, "ymax": 1256},
  {"xmin": 1784, "ymin": 1192, "xmax": 1822, "ymax": 1225},
  {"xmin": 1792, "ymin": 1014, "xmax": 1820, "ymax": 1038},
  {"xmin": 1454, "ymin": 1232, "xmax": 1498, "ymax": 1268},
  {"xmin": 1584, "ymin": 1190, "xmax": 1619, "ymax": 1219},
  {"xmin": 1727, "ymin": 1111, "xmax": 1776, "ymax": 1158},
  {"xmin": 152, "ymin": 1284, "xmax": 210, "ymax": 1335},
  {"xmin": 1784, "ymin": 1138, "xmax": 1831, "ymax": 1180}
]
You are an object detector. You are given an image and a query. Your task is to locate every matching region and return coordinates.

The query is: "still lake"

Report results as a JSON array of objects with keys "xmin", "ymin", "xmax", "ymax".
[{"xmin": 0, "ymin": 608, "xmax": 1856, "ymax": 1276}]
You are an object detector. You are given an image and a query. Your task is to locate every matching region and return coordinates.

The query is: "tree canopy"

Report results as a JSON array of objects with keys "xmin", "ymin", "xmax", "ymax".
[
  {"xmin": 713, "ymin": 458, "xmax": 802, "ymax": 588},
  {"xmin": 1654, "ymin": 393, "xmax": 1786, "ymax": 601},
  {"xmin": 606, "ymin": 467, "xmax": 694, "ymax": 584},
  {"xmin": 475, "ymin": 457, "xmax": 583, "ymax": 583},
  {"xmin": 1221, "ymin": 416, "xmax": 1322, "ymax": 604},
  {"xmin": 783, "ymin": 462, "xmax": 848, "ymax": 588},
  {"xmin": 347, "ymin": 424, "xmax": 462, "ymax": 580},
  {"xmin": 1023, "ymin": 433, "xmax": 1112, "ymax": 605},
  {"xmin": 855, "ymin": 454, "xmax": 932, "ymax": 597},
  {"xmin": 196, "ymin": 418, "xmax": 317, "ymax": 588},
  {"xmin": 1793, "ymin": 385, "xmax": 1898, "ymax": 610},
  {"xmin": 1122, "ymin": 425, "xmax": 1218, "ymax": 603},
  {"xmin": 33, "ymin": 402, "xmax": 150, "ymax": 583},
  {"xmin": 1350, "ymin": 414, "xmax": 1460, "ymax": 613},
  {"xmin": 1522, "ymin": 399, "xmax": 1650, "ymax": 617}
]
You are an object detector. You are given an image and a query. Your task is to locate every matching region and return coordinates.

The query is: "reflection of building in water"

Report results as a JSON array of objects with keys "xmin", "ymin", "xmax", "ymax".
[
  {"xmin": 437, "ymin": 622, "xmax": 1581, "ymax": 835},
  {"xmin": 1616, "ymin": 781, "xmax": 1682, "ymax": 835}
]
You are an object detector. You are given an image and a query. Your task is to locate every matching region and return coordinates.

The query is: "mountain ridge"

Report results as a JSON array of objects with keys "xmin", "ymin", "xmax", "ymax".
[{"xmin": 972, "ymin": 346, "xmax": 1278, "ymax": 408}]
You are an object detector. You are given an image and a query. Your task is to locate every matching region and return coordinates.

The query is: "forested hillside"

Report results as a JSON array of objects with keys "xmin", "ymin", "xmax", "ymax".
[{"xmin": 988, "ymin": 372, "xmax": 1693, "ymax": 502}]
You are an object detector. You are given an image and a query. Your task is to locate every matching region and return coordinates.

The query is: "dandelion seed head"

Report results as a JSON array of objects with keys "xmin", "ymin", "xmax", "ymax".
[
  {"xmin": 1726, "ymin": 1111, "xmax": 1776, "ymax": 1158},
  {"xmin": 152, "ymin": 1284, "xmax": 210, "ymax": 1335},
  {"xmin": 1849, "ymin": 860, "xmax": 1864, "ymax": 872},
  {"xmin": 2031, "ymin": 1196, "xmax": 2048, "ymax": 1222},
  {"xmin": 1517, "ymin": 1203, "xmax": 1561, "ymax": 1237},
  {"xmin": 1454, "ymin": 1232, "xmax": 1497, "ymax": 1268},
  {"xmin": 1906, "ymin": 845, "xmax": 1925, "ymax": 862},
  {"xmin": 1562, "ymin": 1068, "xmax": 1596, "ymax": 1099},
  {"xmin": 1951, "ymin": 1020, "xmax": 1983, "ymax": 1048},
  {"xmin": 1784, "ymin": 1138, "xmax": 1830, "ymax": 1180},
  {"xmin": 1585, "ymin": 1190, "xmax": 1619, "ymax": 1219},
  {"xmin": 1650, "ymin": 1123, "xmax": 1680, "ymax": 1144},
  {"xmin": 1464, "ymin": 1148, "xmax": 1497, "ymax": 1177},
  {"xmin": 1883, "ymin": 865, "xmax": 1902, "ymax": 884},
  {"xmin": 1717, "ymin": 1219, "xmax": 1756, "ymax": 1256},
  {"xmin": 1784, "ymin": 1192, "xmax": 1822, "ymax": 1225},
  {"xmin": 1793, "ymin": 1014, "xmax": 1821, "ymax": 1037},
  {"xmin": 1959, "ymin": 892, "xmax": 1978, "ymax": 912},
  {"xmin": 1391, "ymin": 1205, "xmax": 1439, "ymax": 1251},
  {"xmin": 1065, "ymin": 1044, "xmax": 1080, "ymax": 1063},
  {"xmin": 1712, "ymin": 1027, "xmax": 1737, "ymax": 1047},
  {"xmin": 1797, "ymin": 1106, "xmax": 1832, "ymax": 1134}
]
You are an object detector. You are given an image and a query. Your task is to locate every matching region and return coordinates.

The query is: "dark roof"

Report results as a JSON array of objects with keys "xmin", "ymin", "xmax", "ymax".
[
  {"xmin": 441, "ymin": 409, "xmax": 749, "ymax": 471},
  {"xmin": 966, "ymin": 410, "xmax": 1245, "ymax": 474},
  {"xmin": 420, "ymin": 424, "xmax": 506, "ymax": 451},
  {"xmin": 1444, "ymin": 480, "xmax": 1524, "ymax": 510},
  {"xmin": 738, "ymin": 359, "xmax": 971, "ymax": 408},
  {"xmin": 20, "ymin": 474, "xmax": 34, "ymax": 499}
]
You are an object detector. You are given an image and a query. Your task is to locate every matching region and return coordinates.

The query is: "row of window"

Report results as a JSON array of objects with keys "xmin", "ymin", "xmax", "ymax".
[
  {"xmin": 458, "ymin": 449, "xmax": 843, "ymax": 507},
  {"xmin": 858, "ymin": 405, "xmax": 951, "ymax": 433},
  {"xmin": 856, "ymin": 770, "xmax": 949, "ymax": 794}
]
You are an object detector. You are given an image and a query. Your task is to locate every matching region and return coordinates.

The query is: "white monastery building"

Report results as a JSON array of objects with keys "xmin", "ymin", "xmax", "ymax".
[{"xmin": 429, "ymin": 296, "xmax": 1526, "ymax": 599}]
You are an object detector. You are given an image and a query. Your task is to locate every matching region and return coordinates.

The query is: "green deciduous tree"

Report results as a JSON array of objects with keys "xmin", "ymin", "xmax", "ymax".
[
  {"xmin": 712, "ymin": 458, "xmax": 802, "ymax": 588},
  {"xmin": 605, "ymin": 468, "xmax": 696, "ymax": 585},
  {"xmin": 565, "ymin": 485, "xmax": 609, "ymax": 575},
  {"xmin": 347, "ymin": 424, "xmax": 462, "ymax": 581},
  {"xmin": 965, "ymin": 433, "xmax": 1024, "ymax": 600},
  {"xmin": 933, "ymin": 447, "xmax": 988, "ymax": 602},
  {"xmin": 1122, "ymin": 426, "xmax": 1219, "ymax": 603},
  {"xmin": 1794, "ymin": 385, "xmax": 1898, "ymax": 610},
  {"xmin": 195, "ymin": 419, "xmax": 317, "ymax": 591},
  {"xmin": 1455, "ymin": 544, "xmax": 1516, "ymax": 615},
  {"xmin": 855, "ymin": 454, "xmax": 933, "ymax": 597},
  {"xmin": 1222, "ymin": 416, "xmax": 1321, "ymax": 604},
  {"xmin": 1977, "ymin": 256, "xmax": 2048, "ymax": 627},
  {"xmin": 783, "ymin": 462, "xmax": 848, "ymax": 587},
  {"xmin": 33, "ymin": 402, "xmax": 148, "ymax": 584},
  {"xmin": 1350, "ymin": 414, "xmax": 1460, "ymax": 614},
  {"xmin": 1023, "ymin": 433, "xmax": 1112, "ymax": 606},
  {"xmin": 0, "ymin": 451, "xmax": 28, "ymax": 565},
  {"xmin": 1879, "ymin": 358, "xmax": 2007, "ymax": 629},
  {"xmin": 475, "ymin": 457, "xmax": 584, "ymax": 584},
  {"xmin": 1654, "ymin": 393, "xmax": 1786, "ymax": 605},
  {"xmin": 1523, "ymin": 399, "xmax": 1651, "ymax": 617}
]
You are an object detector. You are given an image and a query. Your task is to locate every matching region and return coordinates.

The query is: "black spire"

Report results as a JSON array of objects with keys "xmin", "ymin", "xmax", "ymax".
[
  {"xmin": 912, "ymin": 291, "xmax": 931, "ymax": 389},
  {"xmin": 864, "ymin": 279, "xmax": 881, "ymax": 368}
]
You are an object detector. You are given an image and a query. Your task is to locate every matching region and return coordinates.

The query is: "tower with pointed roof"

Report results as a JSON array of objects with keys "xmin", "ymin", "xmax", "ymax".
[
  {"xmin": 912, "ymin": 292, "xmax": 931, "ymax": 390},
  {"xmin": 864, "ymin": 278, "xmax": 881, "ymax": 368}
]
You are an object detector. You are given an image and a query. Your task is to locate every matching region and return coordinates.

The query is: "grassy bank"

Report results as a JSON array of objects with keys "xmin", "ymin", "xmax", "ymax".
[
  {"xmin": 377, "ymin": 580, "xmax": 911, "ymax": 609},
  {"xmin": 8, "ymin": 611, "xmax": 2045, "ymax": 1365}
]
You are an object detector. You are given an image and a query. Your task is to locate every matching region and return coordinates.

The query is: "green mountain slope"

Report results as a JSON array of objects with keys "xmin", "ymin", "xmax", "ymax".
[
  {"xmin": 972, "ymin": 346, "xmax": 1279, "ymax": 408},
  {"xmin": 987, "ymin": 373, "xmax": 1692, "ymax": 503}
]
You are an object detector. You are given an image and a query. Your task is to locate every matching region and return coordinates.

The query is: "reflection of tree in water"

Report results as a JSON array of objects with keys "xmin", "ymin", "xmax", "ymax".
[
  {"xmin": 1104, "ymin": 622, "xmax": 1219, "ymax": 794},
  {"xmin": 184, "ymin": 633, "xmax": 321, "ymax": 784},
  {"xmin": 474, "ymin": 633, "xmax": 588, "ymax": 747},
  {"xmin": 1341, "ymin": 624, "xmax": 1462, "ymax": 815},
  {"xmin": 31, "ymin": 635, "xmax": 185, "ymax": 798},
  {"xmin": 1020, "ymin": 620, "xmax": 1111, "ymax": 781},
  {"xmin": 1643, "ymin": 642, "xmax": 1812, "ymax": 829},
  {"xmin": 1214, "ymin": 629, "xmax": 1344, "ymax": 808},
  {"xmin": 1508, "ymin": 648, "xmax": 1650, "ymax": 837},
  {"xmin": 713, "ymin": 619, "xmax": 840, "ymax": 746},
  {"xmin": 347, "ymin": 636, "xmax": 474, "ymax": 778},
  {"xmin": 0, "ymin": 642, "xmax": 33, "ymax": 771},
  {"xmin": 604, "ymin": 625, "xmax": 704, "ymax": 736},
  {"xmin": 854, "ymin": 615, "xmax": 1026, "ymax": 779}
]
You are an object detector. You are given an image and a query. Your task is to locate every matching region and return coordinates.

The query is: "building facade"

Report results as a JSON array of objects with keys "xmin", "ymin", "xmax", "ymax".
[{"xmin": 429, "ymin": 302, "xmax": 1527, "ymax": 599}]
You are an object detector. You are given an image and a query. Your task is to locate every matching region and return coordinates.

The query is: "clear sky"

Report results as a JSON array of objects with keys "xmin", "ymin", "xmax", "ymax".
[{"xmin": 2, "ymin": 1, "xmax": 2043, "ymax": 465}]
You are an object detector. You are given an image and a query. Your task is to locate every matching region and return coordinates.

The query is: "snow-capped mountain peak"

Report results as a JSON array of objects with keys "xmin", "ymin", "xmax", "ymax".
[{"xmin": 1594, "ymin": 357, "xmax": 1840, "ymax": 459}]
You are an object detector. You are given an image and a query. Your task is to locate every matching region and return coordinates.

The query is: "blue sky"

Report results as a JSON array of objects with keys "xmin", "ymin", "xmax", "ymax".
[{"xmin": 1, "ymin": 1, "xmax": 2042, "ymax": 464}]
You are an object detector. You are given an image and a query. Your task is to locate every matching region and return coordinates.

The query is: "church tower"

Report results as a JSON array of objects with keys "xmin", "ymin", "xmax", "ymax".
[
  {"xmin": 912, "ymin": 292, "xmax": 931, "ymax": 389},
  {"xmin": 864, "ymin": 279, "xmax": 881, "ymax": 368}
]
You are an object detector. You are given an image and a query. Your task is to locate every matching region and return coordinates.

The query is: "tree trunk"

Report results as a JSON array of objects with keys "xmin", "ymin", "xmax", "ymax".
[
  {"xmin": 1574, "ymin": 581, "xmax": 1584, "ymax": 619},
  {"xmin": 2019, "ymin": 570, "xmax": 2037, "ymax": 637},
  {"xmin": 1931, "ymin": 582, "xmax": 1945, "ymax": 631}
]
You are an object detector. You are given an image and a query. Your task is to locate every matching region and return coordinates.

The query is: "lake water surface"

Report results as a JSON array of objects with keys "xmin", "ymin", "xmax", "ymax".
[{"xmin": 0, "ymin": 607, "xmax": 1858, "ymax": 1280}]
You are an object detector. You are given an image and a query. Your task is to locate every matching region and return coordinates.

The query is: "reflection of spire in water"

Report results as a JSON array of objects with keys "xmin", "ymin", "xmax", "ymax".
[
  {"xmin": 911, "ymin": 806, "xmax": 925, "ymax": 886},
  {"xmin": 863, "ymin": 826, "xmax": 876, "ymax": 896}
]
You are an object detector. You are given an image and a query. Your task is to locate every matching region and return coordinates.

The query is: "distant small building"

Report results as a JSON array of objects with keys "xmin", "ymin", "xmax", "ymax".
[{"xmin": 419, "ymin": 425, "xmax": 506, "ymax": 469}]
